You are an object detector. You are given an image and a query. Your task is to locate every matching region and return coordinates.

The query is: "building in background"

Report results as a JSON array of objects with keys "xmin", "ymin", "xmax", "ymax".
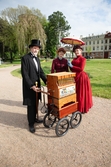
[{"xmin": 81, "ymin": 31, "xmax": 111, "ymax": 59}]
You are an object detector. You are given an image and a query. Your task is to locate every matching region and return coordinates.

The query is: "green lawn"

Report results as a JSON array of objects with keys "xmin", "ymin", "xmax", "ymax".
[
  {"xmin": 2, "ymin": 58, "xmax": 111, "ymax": 99},
  {"xmin": 85, "ymin": 59, "xmax": 111, "ymax": 99}
]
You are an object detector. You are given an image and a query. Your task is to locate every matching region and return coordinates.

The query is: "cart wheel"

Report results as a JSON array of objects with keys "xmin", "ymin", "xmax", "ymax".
[
  {"xmin": 70, "ymin": 111, "xmax": 82, "ymax": 128},
  {"xmin": 43, "ymin": 113, "xmax": 56, "ymax": 128},
  {"xmin": 55, "ymin": 117, "xmax": 69, "ymax": 137}
]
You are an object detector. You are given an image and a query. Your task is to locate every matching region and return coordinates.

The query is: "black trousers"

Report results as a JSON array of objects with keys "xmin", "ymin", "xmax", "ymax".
[{"xmin": 27, "ymin": 105, "xmax": 36, "ymax": 126}]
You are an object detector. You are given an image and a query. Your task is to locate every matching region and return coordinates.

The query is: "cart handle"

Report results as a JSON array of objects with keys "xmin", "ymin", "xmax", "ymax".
[{"xmin": 40, "ymin": 90, "xmax": 50, "ymax": 95}]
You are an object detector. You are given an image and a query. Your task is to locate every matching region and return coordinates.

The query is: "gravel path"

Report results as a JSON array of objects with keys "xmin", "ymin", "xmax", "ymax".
[{"xmin": 0, "ymin": 65, "xmax": 111, "ymax": 167}]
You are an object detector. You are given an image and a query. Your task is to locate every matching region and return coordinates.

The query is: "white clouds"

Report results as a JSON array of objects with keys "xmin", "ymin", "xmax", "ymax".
[
  {"xmin": 68, "ymin": 0, "xmax": 111, "ymax": 37},
  {"xmin": 0, "ymin": 0, "xmax": 111, "ymax": 37}
]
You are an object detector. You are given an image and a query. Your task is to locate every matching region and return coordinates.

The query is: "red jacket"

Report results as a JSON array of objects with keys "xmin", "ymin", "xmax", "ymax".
[{"xmin": 51, "ymin": 57, "xmax": 69, "ymax": 73}]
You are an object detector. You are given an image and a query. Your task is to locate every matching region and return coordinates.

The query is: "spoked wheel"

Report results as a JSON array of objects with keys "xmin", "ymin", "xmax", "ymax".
[
  {"xmin": 70, "ymin": 111, "xmax": 82, "ymax": 128},
  {"xmin": 55, "ymin": 117, "xmax": 70, "ymax": 137},
  {"xmin": 43, "ymin": 113, "xmax": 56, "ymax": 128}
]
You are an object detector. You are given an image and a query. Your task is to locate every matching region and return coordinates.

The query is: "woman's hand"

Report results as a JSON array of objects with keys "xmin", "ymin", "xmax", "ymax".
[{"xmin": 67, "ymin": 60, "xmax": 73, "ymax": 68}]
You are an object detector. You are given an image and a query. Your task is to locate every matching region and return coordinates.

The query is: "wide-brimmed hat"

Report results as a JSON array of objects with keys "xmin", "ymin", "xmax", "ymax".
[
  {"xmin": 29, "ymin": 39, "xmax": 41, "ymax": 48},
  {"xmin": 73, "ymin": 45, "xmax": 83, "ymax": 52},
  {"xmin": 57, "ymin": 47, "xmax": 66, "ymax": 54}
]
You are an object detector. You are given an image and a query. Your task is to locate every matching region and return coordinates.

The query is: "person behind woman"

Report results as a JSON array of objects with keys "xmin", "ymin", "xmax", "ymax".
[
  {"xmin": 68, "ymin": 45, "xmax": 93, "ymax": 113},
  {"xmin": 51, "ymin": 47, "xmax": 69, "ymax": 73}
]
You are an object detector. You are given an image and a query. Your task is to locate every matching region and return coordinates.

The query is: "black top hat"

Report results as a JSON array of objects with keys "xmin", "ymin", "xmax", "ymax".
[{"xmin": 29, "ymin": 39, "xmax": 41, "ymax": 48}]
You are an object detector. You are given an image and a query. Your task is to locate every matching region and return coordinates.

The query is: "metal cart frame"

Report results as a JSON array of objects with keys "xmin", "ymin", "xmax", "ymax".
[{"xmin": 41, "ymin": 92, "xmax": 82, "ymax": 137}]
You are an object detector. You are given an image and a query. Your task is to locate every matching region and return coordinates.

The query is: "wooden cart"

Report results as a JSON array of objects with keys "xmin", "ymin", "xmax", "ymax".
[{"xmin": 43, "ymin": 72, "xmax": 82, "ymax": 137}]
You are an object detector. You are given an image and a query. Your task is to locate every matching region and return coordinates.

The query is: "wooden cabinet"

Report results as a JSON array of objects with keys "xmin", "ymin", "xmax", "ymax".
[{"xmin": 47, "ymin": 72, "xmax": 77, "ymax": 109}]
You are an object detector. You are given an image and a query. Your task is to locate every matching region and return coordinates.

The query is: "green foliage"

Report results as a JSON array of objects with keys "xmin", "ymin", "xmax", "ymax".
[
  {"xmin": 16, "ymin": 13, "xmax": 46, "ymax": 55},
  {"xmin": 86, "ymin": 46, "xmax": 91, "ymax": 54},
  {"xmin": 0, "ymin": 7, "xmax": 72, "ymax": 61},
  {"xmin": 0, "ymin": 17, "xmax": 18, "ymax": 62},
  {"xmin": 45, "ymin": 11, "xmax": 71, "ymax": 58},
  {"xmin": 0, "ymin": 5, "xmax": 47, "ymax": 59},
  {"xmin": 48, "ymin": 11, "xmax": 71, "ymax": 39}
]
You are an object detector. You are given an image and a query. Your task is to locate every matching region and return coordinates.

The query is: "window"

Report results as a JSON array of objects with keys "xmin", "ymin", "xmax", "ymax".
[
  {"xmin": 96, "ymin": 53, "xmax": 98, "ymax": 56},
  {"xmin": 100, "ymin": 53, "xmax": 103, "ymax": 57},
  {"xmin": 93, "ymin": 41, "xmax": 95, "ymax": 44},
  {"xmin": 93, "ymin": 46, "xmax": 95, "ymax": 50},
  {"xmin": 101, "ymin": 46, "xmax": 103, "ymax": 50},
  {"xmin": 105, "ymin": 46, "xmax": 107, "ymax": 50},
  {"xmin": 101, "ymin": 40, "xmax": 103, "ymax": 44},
  {"xmin": 97, "ymin": 46, "xmax": 99, "ymax": 50},
  {"xmin": 105, "ymin": 39, "xmax": 107, "ymax": 43},
  {"xmin": 97, "ymin": 40, "xmax": 99, "ymax": 44},
  {"xmin": 109, "ymin": 45, "xmax": 111, "ymax": 50},
  {"xmin": 109, "ymin": 39, "xmax": 111, "ymax": 43}
]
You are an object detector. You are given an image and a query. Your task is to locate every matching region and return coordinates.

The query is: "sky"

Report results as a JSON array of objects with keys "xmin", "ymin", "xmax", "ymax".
[{"xmin": 0, "ymin": 0, "xmax": 111, "ymax": 38}]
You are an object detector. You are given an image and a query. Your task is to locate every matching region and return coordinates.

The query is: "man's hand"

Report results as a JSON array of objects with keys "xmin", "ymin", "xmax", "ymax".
[{"xmin": 31, "ymin": 86, "xmax": 41, "ymax": 92}]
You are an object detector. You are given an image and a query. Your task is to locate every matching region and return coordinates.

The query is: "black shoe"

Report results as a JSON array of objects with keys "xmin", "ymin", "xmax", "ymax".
[
  {"xmin": 35, "ymin": 119, "xmax": 43, "ymax": 123},
  {"xmin": 29, "ymin": 125, "xmax": 35, "ymax": 133}
]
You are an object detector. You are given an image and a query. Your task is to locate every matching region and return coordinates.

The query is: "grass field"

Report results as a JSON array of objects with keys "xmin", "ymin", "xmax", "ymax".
[
  {"xmin": 85, "ymin": 59, "xmax": 111, "ymax": 99},
  {"xmin": 1, "ymin": 58, "xmax": 111, "ymax": 99},
  {"xmin": 42, "ymin": 59, "xmax": 111, "ymax": 99}
]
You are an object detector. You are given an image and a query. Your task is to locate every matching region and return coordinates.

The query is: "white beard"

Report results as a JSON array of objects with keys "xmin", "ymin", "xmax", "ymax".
[{"xmin": 33, "ymin": 50, "xmax": 39, "ymax": 57}]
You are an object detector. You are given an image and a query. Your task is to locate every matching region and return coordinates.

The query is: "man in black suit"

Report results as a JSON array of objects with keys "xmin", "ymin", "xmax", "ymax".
[{"xmin": 21, "ymin": 39, "xmax": 47, "ymax": 133}]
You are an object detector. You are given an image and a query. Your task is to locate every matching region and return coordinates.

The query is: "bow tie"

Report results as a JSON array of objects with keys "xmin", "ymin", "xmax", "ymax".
[
  {"xmin": 32, "ymin": 55, "xmax": 39, "ymax": 63},
  {"xmin": 31, "ymin": 53, "xmax": 37, "ymax": 58},
  {"xmin": 32, "ymin": 55, "xmax": 36, "ymax": 58}
]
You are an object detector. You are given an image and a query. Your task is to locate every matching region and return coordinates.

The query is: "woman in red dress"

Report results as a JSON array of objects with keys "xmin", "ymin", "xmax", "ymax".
[
  {"xmin": 51, "ymin": 47, "xmax": 69, "ymax": 73},
  {"xmin": 68, "ymin": 45, "xmax": 93, "ymax": 113}
]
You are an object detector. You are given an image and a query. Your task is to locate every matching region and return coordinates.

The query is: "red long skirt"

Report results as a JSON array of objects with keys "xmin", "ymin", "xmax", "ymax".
[{"xmin": 75, "ymin": 71, "xmax": 93, "ymax": 113}]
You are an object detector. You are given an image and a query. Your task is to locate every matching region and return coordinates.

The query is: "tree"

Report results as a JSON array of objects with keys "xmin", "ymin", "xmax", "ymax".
[
  {"xmin": 16, "ymin": 13, "xmax": 46, "ymax": 54},
  {"xmin": 0, "ymin": 18, "xmax": 17, "ymax": 62},
  {"xmin": 45, "ymin": 11, "xmax": 71, "ymax": 58},
  {"xmin": 86, "ymin": 46, "xmax": 92, "ymax": 58},
  {"xmin": 0, "ymin": 18, "xmax": 7, "ymax": 58},
  {"xmin": 0, "ymin": 5, "xmax": 47, "ymax": 59}
]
